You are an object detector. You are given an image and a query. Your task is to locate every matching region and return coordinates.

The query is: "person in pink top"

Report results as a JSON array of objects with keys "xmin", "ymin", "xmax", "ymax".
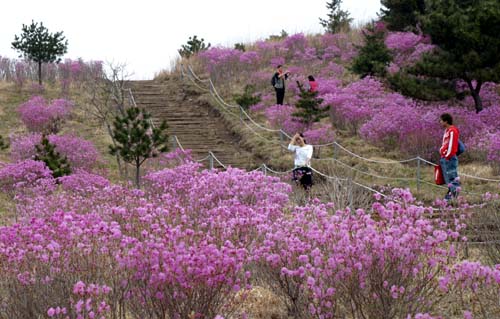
[
  {"xmin": 439, "ymin": 113, "xmax": 460, "ymax": 201},
  {"xmin": 308, "ymin": 75, "xmax": 318, "ymax": 93}
]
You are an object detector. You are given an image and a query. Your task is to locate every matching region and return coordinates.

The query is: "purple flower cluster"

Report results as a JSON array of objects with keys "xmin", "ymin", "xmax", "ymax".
[
  {"xmin": 0, "ymin": 163, "xmax": 292, "ymax": 318},
  {"xmin": 0, "ymin": 155, "xmax": 498, "ymax": 318},
  {"xmin": 303, "ymin": 124, "xmax": 335, "ymax": 145},
  {"xmin": 0, "ymin": 159, "xmax": 56, "ymax": 197},
  {"xmin": 264, "ymin": 104, "xmax": 305, "ymax": 135},
  {"xmin": 17, "ymin": 96, "xmax": 73, "ymax": 133},
  {"xmin": 385, "ymin": 32, "xmax": 435, "ymax": 67},
  {"xmin": 58, "ymin": 170, "xmax": 110, "ymax": 194},
  {"xmin": 10, "ymin": 133, "xmax": 100, "ymax": 171}
]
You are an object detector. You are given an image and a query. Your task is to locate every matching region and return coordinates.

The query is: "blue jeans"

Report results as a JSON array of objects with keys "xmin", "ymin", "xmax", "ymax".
[{"xmin": 439, "ymin": 156, "xmax": 460, "ymax": 198}]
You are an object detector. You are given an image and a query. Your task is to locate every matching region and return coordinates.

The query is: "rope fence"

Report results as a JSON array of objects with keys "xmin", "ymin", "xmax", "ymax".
[
  {"xmin": 121, "ymin": 79, "xmax": 500, "ymax": 244},
  {"xmin": 181, "ymin": 64, "xmax": 500, "ymax": 185}
]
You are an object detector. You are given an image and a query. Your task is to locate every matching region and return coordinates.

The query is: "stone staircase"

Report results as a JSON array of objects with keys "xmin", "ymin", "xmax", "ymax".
[{"xmin": 126, "ymin": 77, "xmax": 258, "ymax": 169}]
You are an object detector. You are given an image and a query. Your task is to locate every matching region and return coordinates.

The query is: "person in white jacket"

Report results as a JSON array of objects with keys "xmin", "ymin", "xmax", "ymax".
[{"xmin": 288, "ymin": 133, "xmax": 313, "ymax": 190}]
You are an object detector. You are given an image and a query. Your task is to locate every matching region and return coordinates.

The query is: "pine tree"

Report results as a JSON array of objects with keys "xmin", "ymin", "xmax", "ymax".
[
  {"xmin": 319, "ymin": 0, "xmax": 353, "ymax": 34},
  {"xmin": 109, "ymin": 107, "xmax": 169, "ymax": 187},
  {"xmin": 379, "ymin": 0, "xmax": 426, "ymax": 31},
  {"xmin": 234, "ymin": 43, "xmax": 246, "ymax": 52},
  {"xmin": 351, "ymin": 23, "xmax": 393, "ymax": 78},
  {"xmin": 178, "ymin": 35, "xmax": 211, "ymax": 58},
  {"xmin": 293, "ymin": 81, "xmax": 330, "ymax": 129},
  {"xmin": 34, "ymin": 135, "xmax": 71, "ymax": 179},
  {"xmin": 414, "ymin": 0, "xmax": 500, "ymax": 113},
  {"xmin": 234, "ymin": 85, "xmax": 261, "ymax": 110},
  {"xmin": 11, "ymin": 20, "xmax": 68, "ymax": 85}
]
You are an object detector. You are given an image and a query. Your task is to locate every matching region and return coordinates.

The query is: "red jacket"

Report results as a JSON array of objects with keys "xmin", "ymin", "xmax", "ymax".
[
  {"xmin": 440, "ymin": 125, "xmax": 459, "ymax": 159},
  {"xmin": 309, "ymin": 80, "xmax": 318, "ymax": 92}
]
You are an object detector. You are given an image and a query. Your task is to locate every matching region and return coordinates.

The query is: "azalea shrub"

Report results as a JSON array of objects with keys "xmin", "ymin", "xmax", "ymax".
[
  {"xmin": 439, "ymin": 261, "xmax": 500, "ymax": 318},
  {"xmin": 58, "ymin": 169, "xmax": 110, "ymax": 194},
  {"xmin": 1, "ymin": 155, "xmax": 499, "ymax": 318},
  {"xmin": 252, "ymin": 189, "xmax": 471, "ymax": 318},
  {"xmin": 17, "ymin": 96, "xmax": 73, "ymax": 133},
  {"xmin": 10, "ymin": 133, "xmax": 101, "ymax": 171},
  {"xmin": 0, "ymin": 159, "xmax": 56, "ymax": 198},
  {"xmin": 0, "ymin": 162, "xmax": 291, "ymax": 318}
]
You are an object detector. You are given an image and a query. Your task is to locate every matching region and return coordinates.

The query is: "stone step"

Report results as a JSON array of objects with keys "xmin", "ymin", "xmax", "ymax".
[{"xmin": 126, "ymin": 78, "xmax": 257, "ymax": 169}]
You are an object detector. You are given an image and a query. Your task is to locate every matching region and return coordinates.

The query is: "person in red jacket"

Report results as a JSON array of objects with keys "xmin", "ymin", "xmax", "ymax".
[
  {"xmin": 439, "ymin": 113, "xmax": 460, "ymax": 201},
  {"xmin": 308, "ymin": 75, "xmax": 318, "ymax": 93}
]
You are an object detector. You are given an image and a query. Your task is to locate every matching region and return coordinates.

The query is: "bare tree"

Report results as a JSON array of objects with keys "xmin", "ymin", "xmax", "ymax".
[{"xmin": 81, "ymin": 62, "xmax": 133, "ymax": 177}]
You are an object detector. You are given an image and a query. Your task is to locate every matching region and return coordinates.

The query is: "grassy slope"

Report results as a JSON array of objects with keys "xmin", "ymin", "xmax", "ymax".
[
  {"xmin": 0, "ymin": 81, "xmax": 123, "ymax": 221},
  {"xmin": 159, "ymin": 29, "xmax": 499, "ymax": 204}
]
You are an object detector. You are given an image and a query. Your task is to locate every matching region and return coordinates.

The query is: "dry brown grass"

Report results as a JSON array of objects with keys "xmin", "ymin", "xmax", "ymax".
[{"xmin": 234, "ymin": 286, "xmax": 289, "ymax": 319}]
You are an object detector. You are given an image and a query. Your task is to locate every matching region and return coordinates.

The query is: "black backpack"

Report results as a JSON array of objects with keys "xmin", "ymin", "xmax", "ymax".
[{"xmin": 271, "ymin": 74, "xmax": 277, "ymax": 87}]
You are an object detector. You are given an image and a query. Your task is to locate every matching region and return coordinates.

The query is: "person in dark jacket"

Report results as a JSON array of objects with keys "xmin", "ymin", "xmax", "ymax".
[{"xmin": 272, "ymin": 65, "xmax": 289, "ymax": 105}]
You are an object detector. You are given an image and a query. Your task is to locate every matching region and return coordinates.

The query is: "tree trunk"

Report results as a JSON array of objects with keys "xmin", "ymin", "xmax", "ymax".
[
  {"xmin": 470, "ymin": 88, "xmax": 483, "ymax": 114},
  {"xmin": 38, "ymin": 61, "xmax": 42, "ymax": 86},
  {"xmin": 465, "ymin": 79, "xmax": 483, "ymax": 113},
  {"xmin": 135, "ymin": 159, "xmax": 141, "ymax": 188},
  {"xmin": 105, "ymin": 122, "xmax": 124, "ymax": 176}
]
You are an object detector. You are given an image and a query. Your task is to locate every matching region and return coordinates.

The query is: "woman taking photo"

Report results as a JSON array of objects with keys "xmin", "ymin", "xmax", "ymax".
[{"xmin": 288, "ymin": 133, "xmax": 313, "ymax": 190}]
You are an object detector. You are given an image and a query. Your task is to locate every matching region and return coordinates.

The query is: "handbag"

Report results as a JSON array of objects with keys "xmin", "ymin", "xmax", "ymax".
[{"xmin": 434, "ymin": 165, "xmax": 445, "ymax": 185}]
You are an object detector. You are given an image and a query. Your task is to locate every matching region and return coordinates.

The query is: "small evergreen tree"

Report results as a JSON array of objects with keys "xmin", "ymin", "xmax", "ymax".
[
  {"xmin": 0, "ymin": 135, "xmax": 9, "ymax": 150},
  {"xmin": 178, "ymin": 35, "xmax": 211, "ymax": 58},
  {"xmin": 293, "ymin": 81, "xmax": 330, "ymax": 129},
  {"xmin": 267, "ymin": 30, "xmax": 289, "ymax": 41},
  {"xmin": 351, "ymin": 23, "xmax": 393, "ymax": 78},
  {"xmin": 12, "ymin": 20, "xmax": 68, "ymax": 85},
  {"xmin": 109, "ymin": 107, "xmax": 169, "ymax": 187},
  {"xmin": 34, "ymin": 135, "xmax": 71, "ymax": 178},
  {"xmin": 319, "ymin": 0, "xmax": 353, "ymax": 34},
  {"xmin": 234, "ymin": 85, "xmax": 261, "ymax": 110},
  {"xmin": 379, "ymin": 0, "xmax": 426, "ymax": 31},
  {"xmin": 234, "ymin": 43, "xmax": 246, "ymax": 52},
  {"xmin": 414, "ymin": 0, "xmax": 500, "ymax": 113}
]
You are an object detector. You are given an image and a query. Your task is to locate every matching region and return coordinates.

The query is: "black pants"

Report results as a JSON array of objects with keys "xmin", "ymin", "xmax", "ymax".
[
  {"xmin": 292, "ymin": 167, "xmax": 313, "ymax": 190},
  {"xmin": 275, "ymin": 88, "xmax": 285, "ymax": 105}
]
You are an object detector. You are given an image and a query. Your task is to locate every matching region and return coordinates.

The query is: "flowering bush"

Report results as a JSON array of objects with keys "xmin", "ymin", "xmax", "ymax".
[
  {"xmin": 10, "ymin": 133, "xmax": 100, "ymax": 171},
  {"xmin": 1, "ymin": 157, "xmax": 498, "ymax": 318},
  {"xmin": 253, "ymin": 189, "xmax": 469, "ymax": 318},
  {"xmin": 0, "ymin": 211, "xmax": 122, "ymax": 318},
  {"xmin": 18, "ymin": 96, "xmax": 73, "ymax": 133},
  {"xmin": 58, "ymin": 170, "xmax": 110, "ymax": 194},
  {"xmin": 303, "ymin": 124, "xmax": 335, "ymax": 145},
  {"xmin": 385, "ymin": 32, "xmax": 435, "ymax": 67},
  {"xmin": 1, "ymin": 164, "xmax": 292, "ymax": 318},
  {"xmin": 264, "ymin": 104, "xmax": 296, "ymax": 128},
  {"xmin": 47, "ymin": 281, "xmax": 112, "ymax": 318},
  {"xmin": 439, "ymin": 261, "xmax": 500, "ymax": 318},
  {"xmin": 0, "ymin": 159, "xmax": 56, "ymax": 197}
]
